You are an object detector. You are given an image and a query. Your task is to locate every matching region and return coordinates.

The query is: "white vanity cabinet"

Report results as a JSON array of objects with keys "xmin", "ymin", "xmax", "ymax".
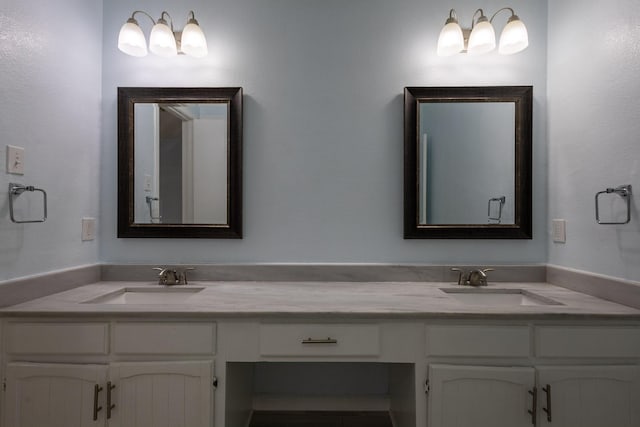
[
  {"xmin": 1, "ymin": 321, "xmax": 217, "ymax": 427},
  {"xmin": 425, "ymin": 325, "xmax": 536, "ymax": 427},
  {"xmin": 533, "ymin": 326, "xmax": 640, "ymax": 427},
  {"xmin": 217, "ymin": 321, "xmax": 423, "ymax": 427},
  {"xmin": 425, "ymin": 324, "xmax": 640, "ymax": 427},
  {"xmin": 4, "ymin": 362, "xmax": 107, "ymax": 427},
  {"xmin": 4, "ymin": 361, "xmax": 213, "ymax": 427},
  {"xmin": 536, "ymin": 366, "xmax": 640, "ymax": 427},
  {"xmin": 427, "ymin": 364, "xmax": 640, "ymax": 427},
  {"xmin": 427, "ymin": 364, "xmax": 535, "ymax": 427},
  {"xmin": 109, "ymin": 360, "xmax": 213, "ymax": 427},
  {"xmin": 2, "ymin": 317, "xmax": 640, "ymax": 427}
]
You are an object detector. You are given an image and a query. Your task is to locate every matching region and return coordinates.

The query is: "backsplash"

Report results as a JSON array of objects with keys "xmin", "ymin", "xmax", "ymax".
[
  {"xmin": 2, "ymin": 263, "xmax": 640, "ymax": 310},
  {"xmin": 100, "ymin": 264, "xmax": 547, "ymax": 283}
]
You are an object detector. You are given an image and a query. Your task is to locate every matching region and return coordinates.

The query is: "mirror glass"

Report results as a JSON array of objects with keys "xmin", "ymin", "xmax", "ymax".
[
  {"xmin": 404, "ymin": 86, "xmax": 532, "ymax": 239},
  {"xmin": 118, "ymin": 87, "xmax": 242, "ymax": 238},
  {"xmin": 133, "ymin": 102, "xmax": 228, "ymax": 225},
  {"xmin": 418, "ymin": 102, "xmax": 515, "ymax": 225}
]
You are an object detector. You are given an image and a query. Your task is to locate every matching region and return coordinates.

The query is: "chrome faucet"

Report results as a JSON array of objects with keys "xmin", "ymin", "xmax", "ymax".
[
  {"xmin": 451, "ymin": 268, "xmax": 494, "ymax": 287},
  {"xmin": 153, "ymin": 267, "xmax": 195, "ymax": 286}
]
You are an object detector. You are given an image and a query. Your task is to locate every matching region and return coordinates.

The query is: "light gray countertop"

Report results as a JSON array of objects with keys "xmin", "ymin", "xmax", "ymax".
[{"xmin": 2, "ymin": 281, "xmax": 639, "ymax": 320}]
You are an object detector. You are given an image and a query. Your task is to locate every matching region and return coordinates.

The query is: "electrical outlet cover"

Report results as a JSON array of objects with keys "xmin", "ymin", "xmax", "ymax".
[
  {"xmin": 81, "ymin": 217, "xmax": 96, "ymax": 241},
  {"xmin": 552, "ymin": 219, "xmax": 566, "ymax": 243}
]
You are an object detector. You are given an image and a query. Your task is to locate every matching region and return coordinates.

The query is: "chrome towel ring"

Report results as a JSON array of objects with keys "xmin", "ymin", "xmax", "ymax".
[{"xmin": 8, "ymin": 183, "xmax": 47, "ymax": 223}]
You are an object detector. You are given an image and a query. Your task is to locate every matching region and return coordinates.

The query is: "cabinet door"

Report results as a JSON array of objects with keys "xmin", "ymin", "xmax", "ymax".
[
  {"xmin": 428, "ymin": 364, "xmax": 535, "ymax": 427},
  {"xmin": 537, "ymin": 366, "xmax": 640, "ymax": 427},
  {"xmin": 4, "ymin": 362, "xmax": 108, "ymax": 427},
  {"xmin": 108, "ymin": 361, "xmax": 213, "ymax": 427}
]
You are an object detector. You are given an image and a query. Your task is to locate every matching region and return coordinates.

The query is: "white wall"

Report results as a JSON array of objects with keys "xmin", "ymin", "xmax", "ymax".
[
  {"xmin": 0, "ymin": 0, "xmax": 103, "ymax": 281},
  {"xmin": 5, "ymin": 1, "xmax": 639, "ymax": 284},
  {"xmin": 192, "ymin": 117, "xmax": 227, "ymax": 224},
  {"xmin": 4, "ymin": 0, "xmax": 637, "ymax": 284},
  {"xmin": 547, "ymin": 0, "xmax": 640, "ymax": 281},
  {"xmin": 101, "ymin": 0, "xmax": 548, "ymax": 264}
]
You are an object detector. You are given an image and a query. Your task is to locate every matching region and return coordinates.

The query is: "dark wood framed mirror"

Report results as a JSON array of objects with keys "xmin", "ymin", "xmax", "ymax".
[
  {"xmin": 404, "ymin": 86, "xmax": 532, "ymax": 239},
  {"xmin": 118, "ymin": 87, "xmax": 242, "ymax": 238}
]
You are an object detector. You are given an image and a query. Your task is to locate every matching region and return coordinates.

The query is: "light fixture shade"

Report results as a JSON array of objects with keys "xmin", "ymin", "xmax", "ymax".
[
  {"xmin": 499, "ymin": 17, "xmax": 529, "ymax": 55},
  {"xmin": 181, "ymin": 22, "xmax": 208, "ymax": 58},
  {"xmin": 468, "ymin": 19, "xmax": 496, "ymax": 55},
  {"xmin": 437, "ymin": 21, "xmax": 464, "ymax": 56},
  {"xmin": 149, "ymin": 21, "xmax": 178, "ymax": 57},
  {"xmin": 118, "ymin": 20, "xmax": 148, "ymax": 57}
]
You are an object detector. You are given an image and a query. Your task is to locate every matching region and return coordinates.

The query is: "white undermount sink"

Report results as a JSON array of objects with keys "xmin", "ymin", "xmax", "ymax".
[
  {"xmin": 440, "ymin": 288, "xmax": 563, "ymax": 307},
  {"xmin": 83, "ymin": 287, "xmax": 205, "ymax": 304}
]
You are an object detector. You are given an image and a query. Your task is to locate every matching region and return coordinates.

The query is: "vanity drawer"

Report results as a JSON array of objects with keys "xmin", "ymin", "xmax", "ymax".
[
  {"xmin": 535, "ymin": 326, "xmax": 640, "ymax": 358},
  {"xmin": 113, "ymin": 322, "xmax": 216, "ymax": 355},
  {"xmin": 426, "ymin": 325, "xmax": 530, "ymax": 357},
  {"xmin": 5, "ymin": 322, "xmax": 109, "ymax": 355},
  {"xmin": 259, "ymin": 324, "xmax": 380, "ymax": 357}
]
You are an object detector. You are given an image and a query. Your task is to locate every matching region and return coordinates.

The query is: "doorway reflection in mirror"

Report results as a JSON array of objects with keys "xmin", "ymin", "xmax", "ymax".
[{"xmin": 134, "ymin": 102, "xmax": 228, "ymax": 225}]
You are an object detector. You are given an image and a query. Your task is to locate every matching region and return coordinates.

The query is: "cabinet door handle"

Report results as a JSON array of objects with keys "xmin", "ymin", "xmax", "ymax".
[
  {"xmin": 543, "ymin": 384, "xmax": 552, "ymax": 422},
  {"xmin": 527, "ymin": 387, "xmax": 537, "ymax": 426},
  {"xmin": 93, "ymin": 384, "xmax": 103, "ymax": 421},
  {"xmin": 107, "ymin": 382, "xmax": 116, "ymax": 419},
  {"xmin": 301, "ymin": 337, "xmax": 338, "ymax": 344}
]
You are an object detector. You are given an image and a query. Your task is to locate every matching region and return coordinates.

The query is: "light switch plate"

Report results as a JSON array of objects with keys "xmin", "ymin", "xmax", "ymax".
[
  {"xmin": 144, "ymin": 174, "xmax": 153, "ymax": 192},
  {"xmin": 6, "ymin": 145, "xmax": 25, "ymax": 175},
  {"xmin": 552, "ymin": 219, "xmax": 566, "ymax": 243},
  {"xmin": 82, "ymin": 218, "xmax": 96, "ymax": 241}
]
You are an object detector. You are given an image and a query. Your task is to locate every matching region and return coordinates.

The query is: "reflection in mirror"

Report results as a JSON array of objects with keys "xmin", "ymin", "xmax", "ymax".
[
  {"xmin": 133, "ymin": 103, "xmax": 228, "ymax": 225},
  {"xmin": 404, "ymin": 86, "xmax": 532, "ymax": 239},
  {"xmin": 418, "ymin": 102, "xmax": 515, "ymax": 225},
  {"xmin": 118, "ymin": 87, "xmax": 242, "ymax": 239}
]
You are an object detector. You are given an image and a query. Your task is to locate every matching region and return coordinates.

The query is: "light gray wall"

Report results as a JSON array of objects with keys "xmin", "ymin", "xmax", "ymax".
[
  {"xmin": 101, "ymin": 0, "xmax": 548, "ymax": 264},
  {"xmin": 0, "ymin": 0, "xmax": 103, "ymax": 281},
  {"xmin": 547, "ymin": 0, "xmax": 640, "ymax": 281},
  {"xmin": 7, "ymin": 1, "xmax": 640, "ymax": 284}
]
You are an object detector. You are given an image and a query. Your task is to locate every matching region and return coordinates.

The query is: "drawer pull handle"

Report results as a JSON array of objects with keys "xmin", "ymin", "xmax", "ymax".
[
  {"xmin": 301, "ymin": 337, "xmax": 338, "ymax": 344},
  {"xmin": 527, "ymin": 387, "xmax": 537, "ymax": 426},
  {"xmin": 543, "ymin": 384, "xmax": 552, "ymax": 422},
  {"xmin": 93, "ymin": 384, "xmax": 103, "ymax": 421},
  {"xmin": 107, "ymin": 382, "xmax": 116, "ymax": 419}
]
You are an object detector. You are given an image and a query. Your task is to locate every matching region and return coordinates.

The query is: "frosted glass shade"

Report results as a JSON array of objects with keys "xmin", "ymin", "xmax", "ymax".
[
  {"xmin": 181, "ymin": 22, "xmax": 208, "ymax": 58},
  {"xmin": 467, "ymin": 20, "xmax": 496, "ymax": 55},
  {"xmin": 499, "ymin": 17, "xmax": 529, "ymax": 55},
  {"xmin": 118, "ymin": 20, "xmax": 148, "ymax": 57},
  {"xmin": 149, "ymin": 21, "xmax": 177, "ymax": 57},
  {"xmin": 437, "ymin": 22, "xmax": 464, "ymax": 56}
]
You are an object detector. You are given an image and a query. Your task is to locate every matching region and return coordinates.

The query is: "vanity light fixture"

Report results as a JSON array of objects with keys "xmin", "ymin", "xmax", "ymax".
[
  {"xmin": 118, "ymin": 10, "xmax": 208, "ymax": 58},
  {"xmin": 437, "ymin": 7, "xmax": 528, "ymax": 56}
]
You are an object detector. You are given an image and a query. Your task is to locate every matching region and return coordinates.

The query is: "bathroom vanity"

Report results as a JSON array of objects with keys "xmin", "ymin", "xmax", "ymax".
[{"xmin": 1, "ymin": 281, "xmax": 639, "ymax": 427}]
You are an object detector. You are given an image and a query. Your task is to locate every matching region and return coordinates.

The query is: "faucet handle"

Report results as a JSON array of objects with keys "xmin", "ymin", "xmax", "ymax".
[
  {"xmin": 152, "ymin": 267, "xmax": 167, "ymax": 284},
  {"xmin": 152, "ymin": 267, "xmax": 179, "ymax": 285},
  {"xmin": 178, "ymin": 267, "xmax": 196, "ymax": 285},
  {"xmin": 468, "ymin": 268, "xmax": 493, "ymax": 287}
]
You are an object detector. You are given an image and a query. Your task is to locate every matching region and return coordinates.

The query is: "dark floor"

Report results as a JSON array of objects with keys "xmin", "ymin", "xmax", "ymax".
[{"xmin": 249, "ymin": 410, "xmax": 393, "ymax": 427}]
